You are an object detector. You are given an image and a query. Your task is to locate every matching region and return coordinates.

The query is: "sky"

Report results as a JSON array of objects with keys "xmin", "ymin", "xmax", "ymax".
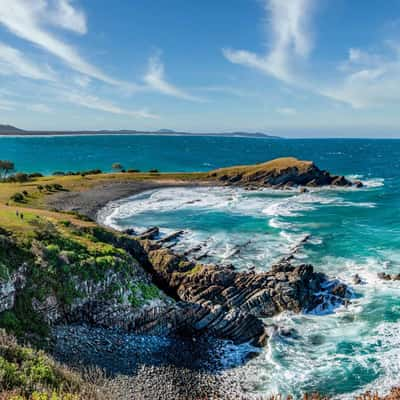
[{"xmin": 0, "ymin": 0, "xmax": 400, "ymax": 137}]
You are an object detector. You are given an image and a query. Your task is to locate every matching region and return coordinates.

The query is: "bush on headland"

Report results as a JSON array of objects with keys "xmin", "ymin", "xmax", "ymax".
[
  {"xmin": 0, "ymin": 160, "xmax": 15, "ymax": 179},
  {"xmin": 0, "ymin": 329, "xmax": 111, "ymax": 399},
  {"xmin": 111, "ymin": 163, "xmax": 123, "ymax": 172}
]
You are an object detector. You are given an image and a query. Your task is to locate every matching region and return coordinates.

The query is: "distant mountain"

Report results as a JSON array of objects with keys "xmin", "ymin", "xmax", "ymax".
[
  {"xmin": 227, "ymin": 131, "xmax": 281, "ymax": 139},
  {"xmin": 156, "ymin": 129, "xmax": 176, "ymax": 133},
  {"xmin": 0, "ymin": 125, "xmax": 282, "ymax": 139},
  {"xmin": 0, "ymin": 124, "xmax": 25, "ymax": 133}
]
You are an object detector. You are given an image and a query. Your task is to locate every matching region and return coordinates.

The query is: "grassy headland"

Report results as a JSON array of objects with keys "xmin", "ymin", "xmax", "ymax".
[{"xmin": 0, "ymin": 159, "xmax": 391, "ymax": 399}]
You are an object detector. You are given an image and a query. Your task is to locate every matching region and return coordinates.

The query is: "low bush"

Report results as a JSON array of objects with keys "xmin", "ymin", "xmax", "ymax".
[
  {"xmin": 28, "ymin": 173, "xmax": 43, "ymax": 178},
  {"xmin": 10, "ymin": 193, "xmax": 24, "ymax": 203}
]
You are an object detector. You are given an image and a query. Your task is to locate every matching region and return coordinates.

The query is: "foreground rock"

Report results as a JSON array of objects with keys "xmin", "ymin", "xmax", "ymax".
[
  {"xmin": 136, "ymin": 239, "xmax": 352, "ymax": 346},
  {"xmin": 0, "ymin": 220, "xmax": 351, "ymax": 348},
  {"xmin": 208, "ymin": 157, "xmax": 362, "ymax": 188},
  {"xmin": 378, "ymin": 272, "xmax": 400, "ymax": 281}
]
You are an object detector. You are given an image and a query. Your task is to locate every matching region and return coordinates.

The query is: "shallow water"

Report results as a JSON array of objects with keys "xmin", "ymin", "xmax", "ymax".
[
  {"xmin": 100, "ymin": 182, "xmax": 400, "ymax": 398},
  {"xmin": 3, "ymin": 135, "xmax": 400, "ymax": 398}
]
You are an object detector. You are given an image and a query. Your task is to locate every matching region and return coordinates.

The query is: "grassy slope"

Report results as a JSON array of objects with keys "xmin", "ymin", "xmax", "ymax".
[
  {"xmin": 208, "ymin": 157, "xmax": 314, "ymax": 178},
  {"xmin": 0, "ymin": 166, "xmax": 398, "ymax": 399},
  {"xmin": 0, "ymin": 172, "xmax": 171, "ymax": 398}
]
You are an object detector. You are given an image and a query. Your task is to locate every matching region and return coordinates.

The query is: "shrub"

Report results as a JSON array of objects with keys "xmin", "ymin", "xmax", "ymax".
[
  {"xmin": 37, "ymin": 185, "xmax": 44, "ymax": 192},
  {"xmin": 22, "ymin": 191, "xmax": 28, "ymax": 197},
  {"xmin": 0, "ymin": 160, "xmax": 15, "ymax": 179},
  {"xmin": 51, "ymin": 184, "xmax": 64, "ymax": 191},
  {"xmin": 59, "ymin": 220, "xmax": 71, "ymax": 227},
  {"xmin": 149, "ymin": 169, "xmax": 159, "ymax": 173},
  {"xmin": 111, "ymin": 163, "xmax": 123, "ymax": 172},
  {"xmin": 10, "ymin": 193, "xmax": 24, "ymax": 203},
  {"xmin": 28, "ymin": 173, "xmax": 43, "ymax": 178},
  {"xmin": 9, "ymin": 174, "xmax": 30, "ymax": 183},
  {"xmin": 127, "ymin": 169, "xmax": 140, "ymax": 173}
]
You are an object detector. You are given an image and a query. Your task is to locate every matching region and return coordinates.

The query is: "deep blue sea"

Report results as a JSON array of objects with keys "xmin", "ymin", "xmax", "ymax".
[{"xmin": 1, "ymin": 135, "xmax": 400, "ymax": 398}]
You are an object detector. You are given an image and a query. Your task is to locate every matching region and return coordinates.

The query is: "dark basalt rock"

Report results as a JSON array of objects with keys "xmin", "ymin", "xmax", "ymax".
[
  {"xmin": 212, "ymin": 160, "xmax": 360, "ymax": 189},
  {"xmin": 132, "ymin": 239, "xmax": 351, "ymax": 346},
  {"xmin": 378, "ymin": 272, "xmax": 400, "ymax": 281}
]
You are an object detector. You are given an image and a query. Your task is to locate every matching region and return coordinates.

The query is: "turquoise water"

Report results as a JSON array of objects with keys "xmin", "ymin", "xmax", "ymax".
[{"xmin": 2, "ymin": 135, "xmax": 400, "ymax": 398}]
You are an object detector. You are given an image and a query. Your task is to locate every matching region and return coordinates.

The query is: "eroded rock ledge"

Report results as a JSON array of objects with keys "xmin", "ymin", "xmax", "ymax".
[
  {"xmin": 129, "ymin": 238, "xmax": 351, "ymax": 346},
  {"xmin": 208, "ymin": 157, "xmax": 362, "ymax": 188},
  {"xmin": 0, "ymin": 221, "xmax": 350, "ymax": 349}
]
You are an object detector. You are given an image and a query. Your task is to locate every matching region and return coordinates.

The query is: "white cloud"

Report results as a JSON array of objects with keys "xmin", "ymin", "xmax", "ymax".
[
  {"xmin": 73, "ymin": 74, "xmax": 91, "ymax": 87},
  {"xmin": 223, "ymin": 0, "xmax": 315, "ymax": 83},
  {"xmin": 323, "ymin": 46, "xmax": 400, "ymax": 108},
  {"xmin": 28, "ymin": 103, "xmax": 52, "ymax": 113},
  {"xmin": 0, "ymin": 98, "xmax": 15, "ymax": 111},
  {"xmin": 144, "ymin": 54, "xmax": 202, "ymax": 101},
  {"xmin": 0, "ymin": 42, "xmax": 56, "ymax": 81},
  {"xmin": 66, "ymin": 92, "xmax": 158, "ymax": 119},
  {"xmin": 276, "ymin": 107, "xmax": 297, "ymax": 115},
  {"xmin": 47, "ymin": 0, "xmax": 87, "ymax": 34},
  {"xmin": 0, "ymin": 0, "xmax": 133, "ymax": 87}
]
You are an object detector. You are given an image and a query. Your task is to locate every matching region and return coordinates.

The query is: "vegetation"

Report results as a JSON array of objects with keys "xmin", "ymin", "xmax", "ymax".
[
  {"xmin": 111, "ymin": 163, "xmax": 123, "ymax": 172},
  {"xmin": 0, "ymin": 161, "xmax": 398, "ymax": 399},
  {"xmin": 0, "ymin": 217, "xmax": 160, "ymax": 341},
  {"xmin": 0, "ymin": 329, "xmax": 114, "ymax": 399},
  {"xmin": 0, "ymin": 160, "xmax": 15, "ymax": 179},
  {"xmin": 208, "ymin": 157, "xmax": 314, "ymax": 179}
]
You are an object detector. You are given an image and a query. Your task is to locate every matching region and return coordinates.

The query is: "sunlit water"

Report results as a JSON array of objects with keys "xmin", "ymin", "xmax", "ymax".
[{"xmin": 2, "ymin": 135, "xmax": 400, "ymax": 398}]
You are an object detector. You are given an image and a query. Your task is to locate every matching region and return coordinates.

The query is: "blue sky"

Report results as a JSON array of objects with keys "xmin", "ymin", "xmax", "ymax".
[{"xmin": 1, "ymin": 0, "xmax": 400, "ymax": 137}]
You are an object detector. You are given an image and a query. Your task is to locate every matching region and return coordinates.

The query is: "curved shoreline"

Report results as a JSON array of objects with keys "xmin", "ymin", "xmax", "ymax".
[{"xmin": 46, "ymin": 179, "xmax": 211, "ymax": 220}]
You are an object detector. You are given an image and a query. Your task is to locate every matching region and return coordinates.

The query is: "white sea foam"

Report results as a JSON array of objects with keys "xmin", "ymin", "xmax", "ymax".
[{"xmin": 98, "ymin": 184, "xmax": 399, "ymax": 398}]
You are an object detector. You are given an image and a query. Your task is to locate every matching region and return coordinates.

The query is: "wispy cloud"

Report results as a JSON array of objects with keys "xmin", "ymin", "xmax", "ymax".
[
  {"xmin": 276, "ymin": 107, "xmax": 297, "ymax": 115},
  {"xmin": 28, "ymin": 103, "xmax": 52, "ymax": 113},
  {"xmin": 0, "ymin": 42, "xmax": 56, "ymax": 81},
  {"xmin": 198, "ymin": 86, "xmax": 257, "ymax": 98},
  {"xmin": 0, "ymin": 98, "xmax": 15, "ymax": 111},
  {"xmin": 0, "ymin": 0, "xmax": 135, "ymax": 87},
  {"xmin": 66, "ymin": 92, "xmax": 158, "ymax": 119},
  {"xmin": 144, "ymin": 54, "xmax": 202, "ymax": 101},
  {"xmin": 323, "ymin": 45, "xmax": 400, "ymax": 108},
  {"xmin": 223, "ymin": 0, "xmax": 315, "ymax": 83}
]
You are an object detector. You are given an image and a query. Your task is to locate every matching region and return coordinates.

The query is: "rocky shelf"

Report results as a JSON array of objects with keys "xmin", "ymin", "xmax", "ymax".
[{"xmin": 208, "ymin": 157, "xmax": 362, "ymax": 188}]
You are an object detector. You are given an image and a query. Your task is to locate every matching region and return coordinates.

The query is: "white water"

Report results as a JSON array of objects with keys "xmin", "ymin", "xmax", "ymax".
[{"xmin": 98, "ymin": 179, "xmax": 400, "ymax": 398}]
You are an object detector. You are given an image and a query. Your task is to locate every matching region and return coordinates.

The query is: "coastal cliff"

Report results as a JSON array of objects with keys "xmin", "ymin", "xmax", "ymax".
[
  {"xmin": 0, "ymin": 157, "xmax": 366, "ymax": 398},
  {"xmin": 208, "ymin": 157, "xmax": 361, "ymax": 188}
]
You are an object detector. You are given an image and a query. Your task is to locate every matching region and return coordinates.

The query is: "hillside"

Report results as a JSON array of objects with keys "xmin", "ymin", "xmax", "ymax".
[
  {"xmin": 0, "ymin": 124, "xmax": 282, "ymax": 138},
  {"xmin": 0, "ymin": 124, "xmax": 25, "ymax": 133},
  {"xmin": 208, "ymin": 157, "xmax": 359, "ymax": 187}
]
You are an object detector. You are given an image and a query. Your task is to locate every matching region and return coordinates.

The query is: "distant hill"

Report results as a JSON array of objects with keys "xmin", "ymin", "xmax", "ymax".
[
  {"xmin": 0, "ymin": 124, "xmax": 282, "ymax": 139},
  {"xmin": 0, "ymin": 124, "xmax": 25, "ymax": 133}
]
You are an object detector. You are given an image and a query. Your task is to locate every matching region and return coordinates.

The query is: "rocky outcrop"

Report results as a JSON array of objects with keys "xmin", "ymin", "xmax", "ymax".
[
  {"xmin": 0, "ymin": 224, "xmax": 351, "ymax": 348},
  {"xmin": 129, "ymin": 239, "xmax": 352, "ymax": 345},
  {"xmin": 378, "ymin": 272, "xmax": 400, "ymax": 281},
  {"xmin": 208, "ymin": 157, "xmax": 361, "ymax": 188},
  {"xmin": 0, "ymin": 267, "xmax": 26, "ymax": 313}
]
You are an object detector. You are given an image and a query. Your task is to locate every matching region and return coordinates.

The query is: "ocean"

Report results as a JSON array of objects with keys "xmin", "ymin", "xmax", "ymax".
[{"xmin": 1, "ymin": 135, "xmax": 400, "ymax": 398}]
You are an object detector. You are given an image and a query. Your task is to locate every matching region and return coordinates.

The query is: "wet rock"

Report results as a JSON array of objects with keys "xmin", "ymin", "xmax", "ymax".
[
  {"xmin": 123, "ymin": 228, "xmax": 136, "ymax": 235},
  {"xmin": 141, "ymin": 241, "xmax": 350, "ymax": 346},
  {"xmin": 353, "ymin": 274, "xmax": 362, "ymax": 285},
  {"xmin": 378, "ymin": 272, "xmax": 400, "ymax": 281}
]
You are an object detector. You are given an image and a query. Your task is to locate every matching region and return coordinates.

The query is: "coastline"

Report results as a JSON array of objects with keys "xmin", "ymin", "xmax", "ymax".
[
  {"xmin": 0, "ymin": 156, "xmax": 392, "ymax": 399},
  {"xmin": 46, "ymin": 179, "xmax": 212, "ymax": 220}
]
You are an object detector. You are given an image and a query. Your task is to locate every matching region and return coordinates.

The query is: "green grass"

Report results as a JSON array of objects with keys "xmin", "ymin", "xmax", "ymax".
[{"xmin": 208, "ymin": 157, "xmax": 314, "ymax": 178}]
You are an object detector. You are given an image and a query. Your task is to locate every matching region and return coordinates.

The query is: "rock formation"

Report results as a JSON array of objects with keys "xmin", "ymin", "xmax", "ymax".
[
  {"xmin": 208, "ymin": 157, "xmax": 362, "ymax": 188},
  {"xmin": 0, "ymin": 221, "xmax": 351, "ymax": 348}
]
